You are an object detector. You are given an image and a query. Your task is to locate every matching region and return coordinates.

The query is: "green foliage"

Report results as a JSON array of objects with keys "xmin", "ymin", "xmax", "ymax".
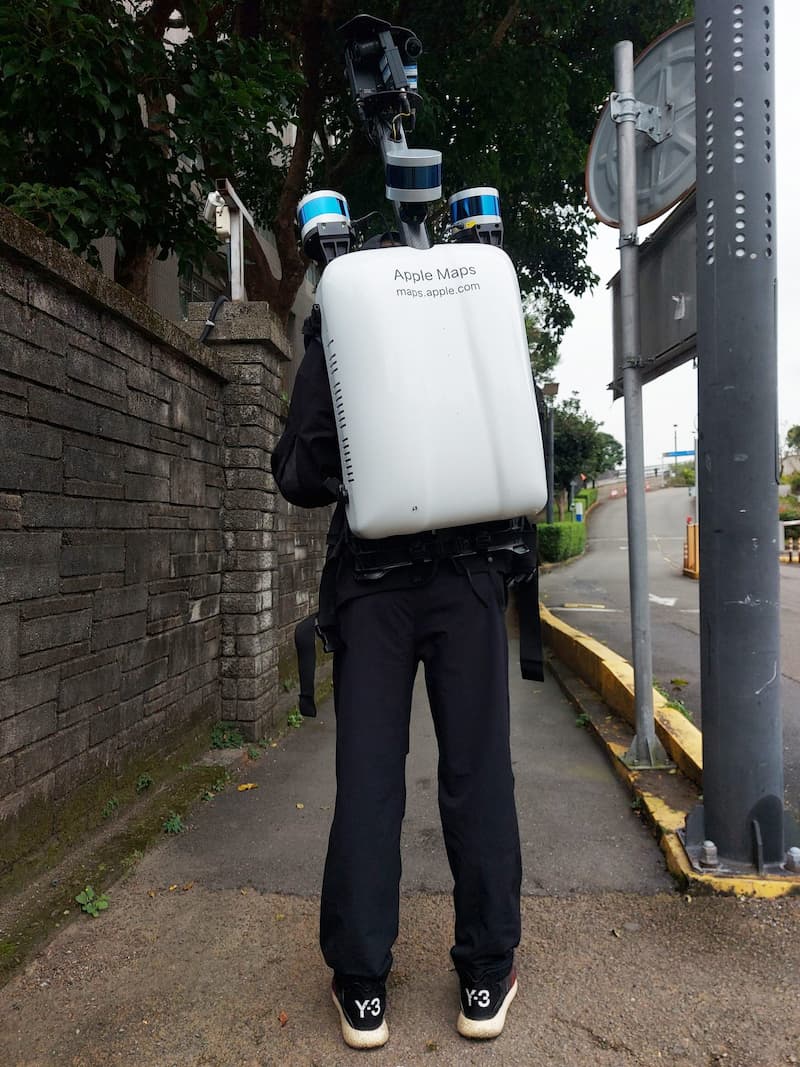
[
  {"xmin": 100, "ymin": 797, "xmax": 119, "ymax": 820},
  {"xmin": 576, "ymin": 487, "xmax": 598, "ymax": 509},
  {"xmin": 551, "ymin": 396, "xmax": 623, "ymax": 493},
  {"xmin": 75, "ymin": 886, "xmax": 109, "ymax": 918},
  {"xmin": 526, "ymin": 309, "xmax": 561, "ymax": 382},
  {"xmin": 790, "ymin": 474, "xmax": 800, "ymax": 496},
  {"xmin": 121, "ymin": 848, "xmax": 144, "ymax": 872},
  {"xmin": 538, "ymin": 521, "xmax": 586, "ymax": 562},
  {"xmin": 0, "ymin": 0, "xmax": 689, "ymax": 319},
  {"xmin": 135, "ymin": 773, "xmax": 154, "ymax": 795},
  {"xmin": 0, "ymin": 0, "xmax": 295, "ymax": 288},
  {"xmin": 162, "ymin": 812, "xmax": 185, "ymax": 835},
  {"xmin": 211, "ymin": 721, "xmax": 245, "ymax": 749},
  {"xmin": 654, "ymin": 680, "xmax": 694, "ymax": 722},
  {"xmin": 553, "ymin": 395, "xmax": 597, "ymax": 491},
  {"xmin": 786, "ymin": 425, "xmax": 800, "ymax": 454},
  {"xmin": 667, "ymin": 463, "xmax": 695, "ymax": 487},
  {"xmin": 779, "ymin": 496, "xmax": 800, "ymax": 522},
  {"xmin": 352, "ymin": 0, "xmax": 692, "ymax": 335},
  {"xmin": 201, "ymin": 773, "xmax": 231, "ymax": 801},
  {"xmin": 574, "ymin": 712, "xmax": 591, "ymax": 729},
  {"xmin": 286, "ymin": 710, "xmax": 303, "ymax": 730},
  {"xmin": 590, "ymin": 432, "xmax": 624, "ymax": 478}
]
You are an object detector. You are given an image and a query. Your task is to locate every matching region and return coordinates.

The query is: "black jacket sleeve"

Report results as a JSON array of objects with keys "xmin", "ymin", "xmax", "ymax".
[{"xmin": 271, "ymin": 330, "xmax": 342, "ymax": 508}]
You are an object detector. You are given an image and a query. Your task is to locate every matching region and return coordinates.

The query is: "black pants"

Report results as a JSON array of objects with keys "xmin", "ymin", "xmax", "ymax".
[{"xmin": 319, "ymin": 564, "xmax": 522, "ymax": 984}]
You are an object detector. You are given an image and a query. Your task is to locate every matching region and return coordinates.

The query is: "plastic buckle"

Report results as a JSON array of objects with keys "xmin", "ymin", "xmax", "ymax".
[
  {"xmin": 475, "ymin": 531, "xmax": 492, "ymax": 552},
  {"xmin": 409, "ymin": 540, "xmax": 428, "ymax": 563}
]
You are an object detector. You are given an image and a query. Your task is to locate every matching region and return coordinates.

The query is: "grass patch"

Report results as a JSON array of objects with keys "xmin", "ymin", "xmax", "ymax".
[
  {"xmin": 210, "ymin": 721, "xmax": 245, "ymax": 750},
  {"xmin": 135, "ymin": 773, "xmax": 154, "ymax": 794},
  {"xmin": 162, "ymin": 812, "xmax": 186, "ymax": 835},
  {"xmin": 655, "ymin": 680, "xmax": 694, "ymax": 722}
]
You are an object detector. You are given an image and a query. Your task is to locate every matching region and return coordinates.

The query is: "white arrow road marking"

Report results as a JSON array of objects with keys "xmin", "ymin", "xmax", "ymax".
[
  {"xmin": 556, "ymin": 605, "xmax": 621, "ymax": 613},
  {"xmin": 649, "ymin": 593, "xmax": 677, "ymax": 606}
]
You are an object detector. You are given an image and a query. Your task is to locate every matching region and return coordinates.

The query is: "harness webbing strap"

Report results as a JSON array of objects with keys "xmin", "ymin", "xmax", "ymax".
[
  {"xmin": 514, "ymin": 573, "xmax": 544, "ymax": 682},
  {"xmin": 294, "ymin": 614, "xmax": 319, "ymax": 717}
]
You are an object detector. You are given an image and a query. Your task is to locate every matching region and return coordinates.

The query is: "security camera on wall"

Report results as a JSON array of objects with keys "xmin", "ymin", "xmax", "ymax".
[{"xmin": 203, "ymin": 191, "xmax": 230, "ymax": 239}]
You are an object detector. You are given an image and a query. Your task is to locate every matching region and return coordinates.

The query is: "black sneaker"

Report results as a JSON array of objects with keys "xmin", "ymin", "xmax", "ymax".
[
  {"xmin": 331, "ymin": 975, "xmax": 389, "ymax": 1049},
  {"xmin": 457, "ymin": 968, "xmax": 518, "ymax": 1039}
]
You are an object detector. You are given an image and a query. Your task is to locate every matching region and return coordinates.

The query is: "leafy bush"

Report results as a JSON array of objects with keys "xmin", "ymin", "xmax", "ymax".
[
  {"xmin": 575, "ymin": 487, "xmax": 598, "ymax": 509},
  {"xmin": 779, "ymin": 496, "xmax": 800, "ymax": 522},
  {"xmin": 790, "ymin": 474, "xmax": 800, "ymax": 496},
  {"xmin": 538, "ymin": 522, "xmax": 586, "ymax": 562}
]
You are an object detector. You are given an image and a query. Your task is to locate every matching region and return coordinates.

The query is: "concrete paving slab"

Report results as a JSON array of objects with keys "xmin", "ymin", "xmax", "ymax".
[{"xmin": 132, "ymin": 640, "xmax": 671, "ymax": 898}]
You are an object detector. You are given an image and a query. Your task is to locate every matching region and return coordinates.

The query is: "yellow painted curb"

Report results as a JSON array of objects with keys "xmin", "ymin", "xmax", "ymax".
[
  {"xmin": 541, "ymin": 604, "xmax": 800, "ymax": 898},
  {"xmin": 540, "ymin": 604, "xmax": 702, "ymax": 784}
]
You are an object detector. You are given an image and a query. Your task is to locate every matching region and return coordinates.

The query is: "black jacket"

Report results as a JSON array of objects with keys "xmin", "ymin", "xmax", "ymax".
[
  {"xmin": 271, "ymin": 323, "xmax": 340, "ymax": 509},
  {"xmin": 271, "ymin": 312, "xmax": 543, "ymax": 678}
]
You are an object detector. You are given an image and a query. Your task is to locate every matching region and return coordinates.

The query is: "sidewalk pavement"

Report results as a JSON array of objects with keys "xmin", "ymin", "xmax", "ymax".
[{"xmin": 1, "ymin": 639, "xmax": 798, "ymax": 1067}]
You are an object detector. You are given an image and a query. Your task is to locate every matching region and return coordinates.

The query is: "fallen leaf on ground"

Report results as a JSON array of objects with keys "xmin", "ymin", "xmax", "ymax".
[
  {"xmin": 278, "ymin": 1011, "xmax": 289, "ymax": 1027},
  {"xmin": 182, "ymin": 882, "xmax": 193, "ymax": 891},
  {"xmin": 168, "ymin": 885, "xmax": 178, "ymax": 892},
  {"xmin": 148, "ymin": 891, "xmax": 156, "ymax": 899},
  {"xmin": 611, "ymin": 928, "xmax": 622, "ymax": 938},
  {"xmin": 296, "ymin": 802, "xmax": 304, "ymax": 809},
  {"xmin": 238, "ymin": 783, "xmax": 258, "ymax": 792}
]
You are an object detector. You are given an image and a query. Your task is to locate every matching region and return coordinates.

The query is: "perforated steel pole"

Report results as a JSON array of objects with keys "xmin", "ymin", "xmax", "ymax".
[
  {"xmin": 613, "ymin": 42, "xmax": 667, "ymax": 768},
  {"xmin": 694, "ymin": 2, "xmax": 784, "ymax": 866},
  {"xmin": 546, "ymin": 405, "xmax": 555, "ymax": 525}
]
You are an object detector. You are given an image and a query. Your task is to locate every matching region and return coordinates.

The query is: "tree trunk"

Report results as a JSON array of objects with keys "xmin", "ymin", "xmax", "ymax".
[{"xmin": 114, "ymin": 243, "xmax": 156, "ymax": 302}]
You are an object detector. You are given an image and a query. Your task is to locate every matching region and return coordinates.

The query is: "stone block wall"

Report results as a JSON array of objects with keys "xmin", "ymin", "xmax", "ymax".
[
  {"xmin": 184, "ymin": 305, "xmax": 332, "ymax": 715},
  {"xmin": 0, "ymin": 209, "xmax": 331, "ymax": 874},
  {"xmin": 0, "ymin": 209, "xmax": 230, "ymax": 863}
]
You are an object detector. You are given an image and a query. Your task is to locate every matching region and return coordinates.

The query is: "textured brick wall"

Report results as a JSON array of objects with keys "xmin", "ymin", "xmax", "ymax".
[
  {"xmin": 185, "ymin": 304, "xmax": 331, "ymax": 717},
  {"xmin": 274, "ymin": 497, "xmax": 331, "ymax": 688},
  {"xmin": 0, "ymin": 210, "xmax": 332, "ymax": 874},
  {"xmin": 0, "ymin": 208, "xmax": 228, "ymax": 855}
]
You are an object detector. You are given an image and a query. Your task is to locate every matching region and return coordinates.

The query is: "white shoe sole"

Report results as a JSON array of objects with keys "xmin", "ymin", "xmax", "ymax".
[
  {"xmin": 332, "ymin": 988, "xmax": 389, "ymax": 1049},
  {"xmin": 457, "ymin": 976, "xmax": 518, "ymax": 1039}
]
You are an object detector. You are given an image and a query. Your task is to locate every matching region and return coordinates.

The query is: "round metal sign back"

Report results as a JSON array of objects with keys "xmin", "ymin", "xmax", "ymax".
[{"xmin": 586, "ymin": 20, "xmax": 696, "ymax": 227}]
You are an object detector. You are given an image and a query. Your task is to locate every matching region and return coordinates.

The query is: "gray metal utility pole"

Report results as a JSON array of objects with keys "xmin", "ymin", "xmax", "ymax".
[
  {"xmin": 612, "ymin": 42, "xmax": 668, "ymax": 768},
  {"xmin": 543, "ymin": 382, "xmax": 559, "ymax": 524},
  {"xmin": 692, "ymin": 2, "xmax": 788, "ymax": 868}
]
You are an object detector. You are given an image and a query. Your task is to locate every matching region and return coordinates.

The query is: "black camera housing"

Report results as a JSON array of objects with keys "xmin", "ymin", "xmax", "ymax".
[{"xmin": 340, "ymin": 14, "xmax": 423, "ymax": 130}]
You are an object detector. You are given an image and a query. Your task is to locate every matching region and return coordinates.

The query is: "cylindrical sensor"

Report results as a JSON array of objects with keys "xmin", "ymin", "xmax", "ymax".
[
  {"xmin": 296, "ymin": 189, "xmax": 351, "ymax": 243},
  {"xmin": 448, "ymin": 187, "xmax": 501, "ymax": 230},
  {"xmin": 385, "ymin": 149, "xmax": 442, "ymax": 203}
]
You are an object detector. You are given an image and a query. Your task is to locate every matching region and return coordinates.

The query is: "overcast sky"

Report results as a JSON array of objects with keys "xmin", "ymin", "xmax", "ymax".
[{"xmin": 556, "ymin": 4, "xmax": 797, "ymax": 469}]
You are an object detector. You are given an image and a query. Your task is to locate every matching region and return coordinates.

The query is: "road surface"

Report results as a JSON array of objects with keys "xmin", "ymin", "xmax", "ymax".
[{"xmin": 540, "ymin": 487, "xmax": 800, "ymax": 820}]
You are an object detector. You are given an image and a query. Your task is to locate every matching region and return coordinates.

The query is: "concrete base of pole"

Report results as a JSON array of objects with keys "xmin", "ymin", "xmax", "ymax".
[
  {"xmin": 681, "ymin": 804, "xmax": 800, "ymax": 879},
  {"xmin": 621, "ymin": 733, "xmax": 672, "ymax": 770}
]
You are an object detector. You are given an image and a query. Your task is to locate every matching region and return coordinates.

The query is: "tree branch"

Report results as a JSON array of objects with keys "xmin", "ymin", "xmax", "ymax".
[
  {"xmin": 490, "ymin": 1, "xmax": 521, "ymax": 52},
  {"xmin": 270, "ymin": 2, "xmax": 327, "ymax": 319}
]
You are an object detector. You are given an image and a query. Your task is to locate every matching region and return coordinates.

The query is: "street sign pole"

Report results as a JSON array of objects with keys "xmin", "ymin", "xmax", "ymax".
[
  {"xmin": 612, "ymin": 41, "xmax": 669, "ymax": 768},
  {"xmin": 691, "ymin": 0, "xmax": 789, "ymax": 869}
]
